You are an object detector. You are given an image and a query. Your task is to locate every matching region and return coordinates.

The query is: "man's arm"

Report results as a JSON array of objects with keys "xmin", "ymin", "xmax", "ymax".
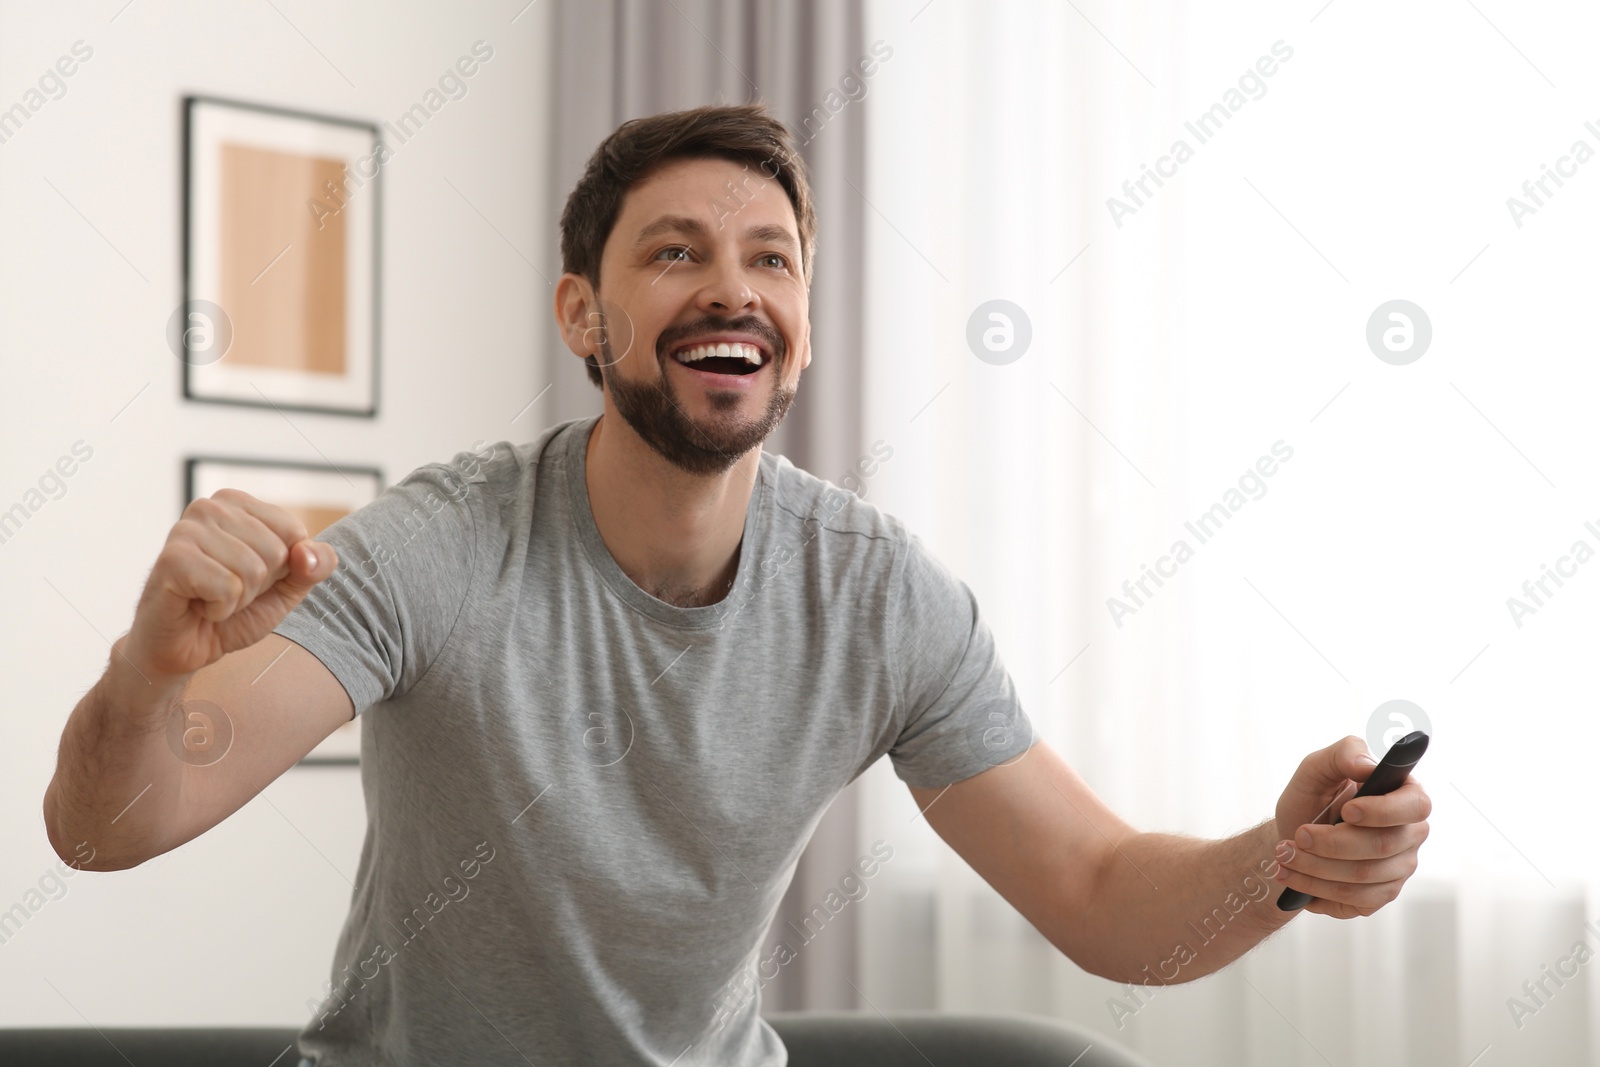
[
  {"xmin": 909, "ymin": 736, "xmax": 1431, "ymax": 984},
  {"xmin": 43, "ymin": 490, "xmax": 351, "ymax": 871}
]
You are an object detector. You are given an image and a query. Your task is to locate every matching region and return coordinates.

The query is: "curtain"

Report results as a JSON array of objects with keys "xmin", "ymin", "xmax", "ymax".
[
  {"xmin": 545, "ymin": 0, "xmax": 870, "ymax": 1012},
  {"xmin": 546, "ymin": 2, "xmax": 1599, "ymax": 1062},
  {"xmin": 855, "ymin": 2, "xmax": 1600, "ymax": 1066}
]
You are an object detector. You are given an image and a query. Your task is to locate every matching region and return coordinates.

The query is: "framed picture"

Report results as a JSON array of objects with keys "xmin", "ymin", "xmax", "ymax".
[
  {"xmin": 186, "ymin": 456, "xmax": 384, "ymax": 765},
  {"xmin": 182, "ymin": 95, "xmax": 381, "ymax": 416}
]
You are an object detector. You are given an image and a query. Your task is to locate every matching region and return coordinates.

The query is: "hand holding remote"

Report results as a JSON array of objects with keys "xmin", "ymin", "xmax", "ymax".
[{"xmin": 1273, "ymin": 731, "xmax": 1431, "ymax": 915}]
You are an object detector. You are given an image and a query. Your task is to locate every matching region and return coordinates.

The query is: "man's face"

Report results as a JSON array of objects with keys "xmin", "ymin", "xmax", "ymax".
[{"xmin": 585, "ymin": 156, "xmax": 811, "ymax": 475}]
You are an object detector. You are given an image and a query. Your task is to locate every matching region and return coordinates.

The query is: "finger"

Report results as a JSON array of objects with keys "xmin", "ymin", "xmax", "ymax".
[
  {"xmin": 1292, "ymin": 819, "xmax": 1429, "ymax": 862},
  {"xmin": 1339, "ymin": 780, "xmax": 1433, "ymax": 827},
  {"xmin": 189, "ymin": 531, "xmax": 274, "ymax": 618},
  {"xmin": 209, "ymin": 488, "xmax": 310, "ymax": 550},
  {"xmin": 1304, "ymin": 897, "xmax": 1372, "ymax": 920},
  {"xmin": 160, "ymin": 540, "xmax": 248, "ymax": 622},
  {"xmin": 205, "ymin": 503, "xmax": 296, "ymax": 585},
  {"xmin": 1276, "ymin": 838, "xmax": 1420, "ymax": 884},
  {"xmin": 177, "ymin": 498, "xmax": 278, "ymax": 602},
  {"xmin": 1274, "ymin": 864, "xmax": 1405, "ymax": 912},
  {"xmin": 1306, "ymin": 780, "xmax": 1359, "ymax": 829}
]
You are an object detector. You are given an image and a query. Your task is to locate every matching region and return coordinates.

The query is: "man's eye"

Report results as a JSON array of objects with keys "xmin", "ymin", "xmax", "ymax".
[
  {"xmin": 656, "ymin": 246, "xmax": 692, "ymax": 262},
  {"xmin": 757, "ymin": 253, "xmax": 788, "ymax": 270}
]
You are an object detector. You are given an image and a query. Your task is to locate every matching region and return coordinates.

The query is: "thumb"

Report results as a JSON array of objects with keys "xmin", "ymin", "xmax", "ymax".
[
  {"xmin": 1281, "ymin": 736, "xmax": 1377, "ymax": 829},
  {"xmin": 279, "ymin": 539, "xmax": 338, "ymax": 598},
  {"xmin": 1316, "ymin": 735, "xmax": 1380, "ymax": 788}
]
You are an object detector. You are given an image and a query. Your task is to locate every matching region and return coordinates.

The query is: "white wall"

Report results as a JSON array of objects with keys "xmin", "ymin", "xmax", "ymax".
[{"xmin": 0, "ymin": 0, "xmax": 561, "ymax": 1026}]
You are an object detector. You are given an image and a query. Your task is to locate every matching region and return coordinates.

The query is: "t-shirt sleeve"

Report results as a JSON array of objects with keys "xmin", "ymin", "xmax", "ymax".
[
  {"xmin": 272, "ymin": 459, "xmax": 481, "ymax": 715},
  {"xmin": 886, "ymin": 532, "xmax": 1035, "ymax": 788}
]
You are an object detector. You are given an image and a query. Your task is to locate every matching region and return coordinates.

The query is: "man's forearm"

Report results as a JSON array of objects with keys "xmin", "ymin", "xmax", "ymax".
[
  {"xmin": 44, "ymin": 635, "xmax": 190, "ymax": 871},
  {"xmin": 1070, "ymin": 821, "xmax": 1296, "ymax": 984}
]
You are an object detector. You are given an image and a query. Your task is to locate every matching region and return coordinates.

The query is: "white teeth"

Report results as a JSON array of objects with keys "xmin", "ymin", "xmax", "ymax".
[{"xmin": 673, "ymin": 342, "xmax": 765, "ymax": 366}]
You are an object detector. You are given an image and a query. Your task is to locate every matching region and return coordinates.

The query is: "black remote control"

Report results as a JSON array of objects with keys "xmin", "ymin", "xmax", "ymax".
[{"xmin": 1276, "ymin": 729, "xmax": 1430, "ymax": 911}]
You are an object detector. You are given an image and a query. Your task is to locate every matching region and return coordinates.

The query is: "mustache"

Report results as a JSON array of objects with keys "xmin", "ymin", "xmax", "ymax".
[{"xmin": 655, "ymin": 316, "xmax": 785, "ymax": 363}]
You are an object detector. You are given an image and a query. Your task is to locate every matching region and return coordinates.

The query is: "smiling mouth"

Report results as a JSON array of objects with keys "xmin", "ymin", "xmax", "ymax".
[{"xmin": 669, "ymin": 341, "xmax": 769, "ymax": 377}]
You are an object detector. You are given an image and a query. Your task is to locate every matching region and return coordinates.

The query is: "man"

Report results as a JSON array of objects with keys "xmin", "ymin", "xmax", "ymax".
[{"xmin": 43, "ymin": 103, "xmax": 1430, "ymax": 1065}]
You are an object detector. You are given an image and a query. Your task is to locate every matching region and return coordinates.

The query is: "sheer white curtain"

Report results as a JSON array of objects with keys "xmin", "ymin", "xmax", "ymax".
[{"xmin": 852, "ymin": 2, "xmax": 1600, "ymax": 1065}]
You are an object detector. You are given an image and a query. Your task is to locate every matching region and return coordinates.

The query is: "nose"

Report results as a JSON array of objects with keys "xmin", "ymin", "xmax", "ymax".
[{"xmin": 699, "ymin": 259, "xmax": 757, "ymax": 314}]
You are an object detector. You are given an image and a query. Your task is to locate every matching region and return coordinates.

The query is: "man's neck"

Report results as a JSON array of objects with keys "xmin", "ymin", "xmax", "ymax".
[{"xmin": 583, "ymin": 412, "xmax": 760, "ymax": 608}]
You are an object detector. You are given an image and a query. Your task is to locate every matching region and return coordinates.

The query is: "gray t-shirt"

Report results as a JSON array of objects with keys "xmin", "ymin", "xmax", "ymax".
[{"xmin": 274, "ymin": 414, "xmax": 1034, "ymax": 1066}]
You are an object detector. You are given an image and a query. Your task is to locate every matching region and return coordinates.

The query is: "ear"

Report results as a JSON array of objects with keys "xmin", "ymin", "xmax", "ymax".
[
  {"xmin": 797, "ymin": 316, "xmax": 813, "ymax": 372},
  {"xmin": 553, "ymin": 273, "xmax": 597, "ymax": 361}
]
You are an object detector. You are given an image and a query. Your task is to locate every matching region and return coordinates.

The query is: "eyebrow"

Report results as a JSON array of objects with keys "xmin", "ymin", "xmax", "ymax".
[{"xmin": 631, "ymin": 214, "xmax": 799, "ymax": 254}]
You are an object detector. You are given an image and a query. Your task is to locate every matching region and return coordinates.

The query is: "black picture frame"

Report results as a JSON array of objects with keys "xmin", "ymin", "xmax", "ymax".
[{"xmin": 181, "ymin": 94, "xmax": 382, "ymax": 417}]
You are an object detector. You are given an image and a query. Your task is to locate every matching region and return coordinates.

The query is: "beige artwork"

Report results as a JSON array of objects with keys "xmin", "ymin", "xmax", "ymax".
[{"xmin": 218, "ymin": 142, "xmax": 348, "ymax": 375}]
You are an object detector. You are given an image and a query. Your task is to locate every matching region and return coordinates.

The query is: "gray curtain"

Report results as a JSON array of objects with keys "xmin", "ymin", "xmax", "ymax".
[{"xmin": 543, "ymin": 0, "xmax": 870, "ymax": 1011}]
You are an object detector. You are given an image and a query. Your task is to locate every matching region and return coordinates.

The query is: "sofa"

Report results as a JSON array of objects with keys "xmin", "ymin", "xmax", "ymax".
[{"xmin": 0, "ymin": 1011, "xmax": 1154, "ymax": 1065}]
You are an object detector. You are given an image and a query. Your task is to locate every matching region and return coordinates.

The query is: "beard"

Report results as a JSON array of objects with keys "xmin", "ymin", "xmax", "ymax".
[{"xmin": 597, "ymin": 312, "xmax": 796, "ymax": 476}]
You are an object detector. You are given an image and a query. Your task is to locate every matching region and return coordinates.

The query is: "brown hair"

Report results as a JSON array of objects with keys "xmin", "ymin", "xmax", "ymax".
[{"xmin": 559, "ymin": 102, "xmax": 817, "ymax": 388}]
